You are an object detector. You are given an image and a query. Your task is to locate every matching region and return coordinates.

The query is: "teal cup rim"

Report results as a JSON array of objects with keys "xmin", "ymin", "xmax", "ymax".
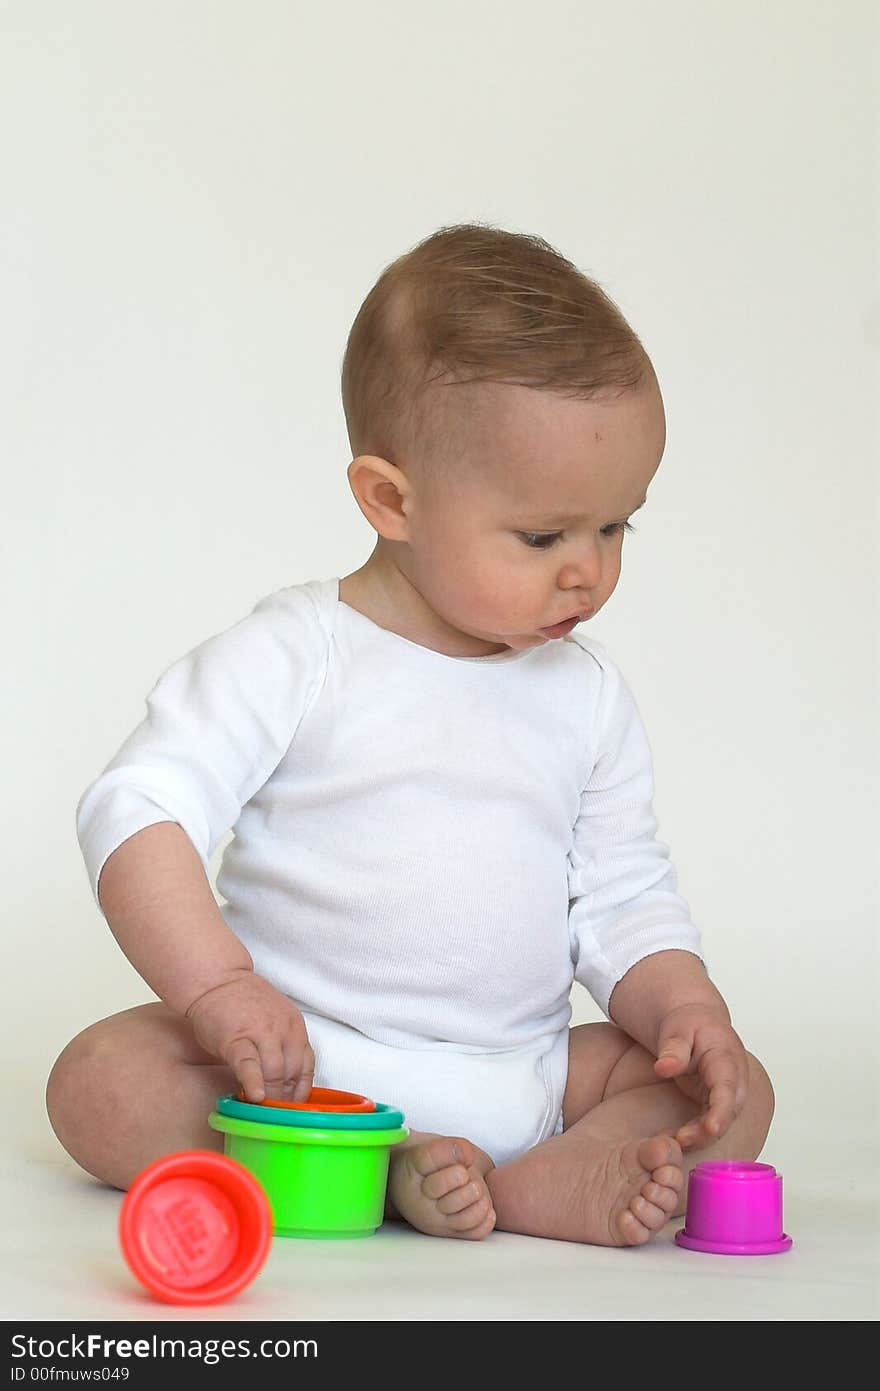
[{"xmin": 216, "ymin": 1093, "xmax": 405, "ymax": 1131}]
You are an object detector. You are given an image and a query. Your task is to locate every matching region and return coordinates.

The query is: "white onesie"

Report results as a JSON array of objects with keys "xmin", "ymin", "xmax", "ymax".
[{"xmin": 76, "ymin": 577, "xmax": 703, "ymax": 1166}]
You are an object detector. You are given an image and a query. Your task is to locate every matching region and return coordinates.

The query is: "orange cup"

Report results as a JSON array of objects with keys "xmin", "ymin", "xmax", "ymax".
[{"xmin": 236, "ymin": 1085, "xmax": 376, "ymax": 1114}]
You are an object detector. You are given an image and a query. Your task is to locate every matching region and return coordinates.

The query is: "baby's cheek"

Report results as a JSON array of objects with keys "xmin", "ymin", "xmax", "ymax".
[{"xmin": 471, "ymin": 566, "xmax": 531, "ymax": 622}]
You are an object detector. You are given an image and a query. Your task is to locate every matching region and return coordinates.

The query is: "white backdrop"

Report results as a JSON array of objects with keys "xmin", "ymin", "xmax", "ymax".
[{"xmin": 3, "ymin": 1, "xmax": 877, "ymax": 1186}]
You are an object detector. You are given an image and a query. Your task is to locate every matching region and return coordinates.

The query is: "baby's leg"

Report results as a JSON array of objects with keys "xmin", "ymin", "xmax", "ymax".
[
  {"xmin": 46, "ymin": 1003, "xmax": 234, "ymax": 1189},
  {"xmin": 486, "ymin": 1022, "xmax": 774, "ymax": 1247}
]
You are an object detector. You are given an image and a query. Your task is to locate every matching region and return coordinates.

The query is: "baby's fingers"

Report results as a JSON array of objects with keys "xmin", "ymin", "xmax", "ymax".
[
  {"xmin": 287, "ymin": 1041, "xmax": 315, "ymax": 1102},
  {"xmin": 225, "ymin": 1036, "xmax": 266, "ymax": 1103},
  {"xmin": 677, "ymin": 1049, "xmax": 740, "ymax": 1146},
  {"xmin": 654, "ymin": 1034, "xmax": 693, "ymax": 1078},
  {"xmin": 706, "ymin": 1050, "xmax": 748, "ymax": 1136},
  {"xmin": 256, "ymin": 1037, "xmax": 292, "ymax": 1101},
  {"xmin": 262, "ymin": 1040, "xmax": 315, "ymax": 1104}
]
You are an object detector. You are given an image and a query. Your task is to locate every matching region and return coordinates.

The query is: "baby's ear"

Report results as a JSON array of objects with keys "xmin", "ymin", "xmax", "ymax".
[{"xmin": 348, "ymin": 456, "xmax": 411, "ymax": 537}]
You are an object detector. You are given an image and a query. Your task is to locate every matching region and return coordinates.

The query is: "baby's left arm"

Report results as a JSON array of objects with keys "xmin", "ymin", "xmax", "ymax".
[
  {"xmin": 608, "ymin": 949, "xmax": 750, "ymax": 1150},
  {"xmin": 568, "ymin": 645, "xmax": 749, "ymax": 1150}
]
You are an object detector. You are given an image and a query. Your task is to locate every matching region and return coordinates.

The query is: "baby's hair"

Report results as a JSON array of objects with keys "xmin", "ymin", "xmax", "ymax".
[{"xmin": 340, "ymin": 221, "xmax": 652, "ymax": 481}]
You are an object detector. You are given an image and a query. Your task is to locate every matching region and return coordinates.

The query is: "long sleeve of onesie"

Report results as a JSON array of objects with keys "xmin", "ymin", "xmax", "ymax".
[
  {"xmin": 75, "ymin": 588, "xmax": 330, "ymax": 907},
  {"xmin": 567, "ymin": 641, "xmax": 704, "ymax": 1018}
]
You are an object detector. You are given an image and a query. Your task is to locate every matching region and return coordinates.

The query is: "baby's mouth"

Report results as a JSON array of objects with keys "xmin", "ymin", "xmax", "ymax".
[
  {"xmin": 549, "ymin": 609, "xmax": 593, "ymax": 626},
  {"xmin": 537, "ymin": 611, "xmax": 593, "ymax": 638}
]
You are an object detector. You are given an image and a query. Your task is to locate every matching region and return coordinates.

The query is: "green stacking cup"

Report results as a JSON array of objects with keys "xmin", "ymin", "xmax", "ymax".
[{"xmin": 208, "ymin": 1110, "xmax": 408, "ymax": 1239}]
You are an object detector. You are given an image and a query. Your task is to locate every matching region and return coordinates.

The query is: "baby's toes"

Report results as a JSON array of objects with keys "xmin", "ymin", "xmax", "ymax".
[
  {"xmin": 436, "ymin": 1175, "xmax": 487, "ymax": 1216},
  {"xmin": 638, "ymin": 1133, "xmax": 683, "ymax": 1174},
  {"xmin": 652, "ymin": 1162, "xmax": 684, "ymax": 1191},
  {"xmin": 445, "ymin": 1188, "xmax": 495, "ymax": 1234},
  {"xmin": 413, "ymin": 1137, "xmax": 474, "ymax": 1184},
  {"xmin": 629, "ymin": 1193, "xmax": 669, "ymax": 1232},
  {"xmin": 420, "ymin": 1160, "xmax": 471, "ymax": 1203},
  {"xmin": 617, "ymin": 1209, "xmax": 653, "ymax": 1246},
  {"xmin": 643, "ymin": 1179, "xmax": 679, "ymax": 1213}
]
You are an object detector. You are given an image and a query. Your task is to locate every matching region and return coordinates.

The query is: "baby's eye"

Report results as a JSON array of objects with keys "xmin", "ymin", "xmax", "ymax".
[
  {"xmin": 518, "ymin": 521, "xmax": 636, "ymax": 550},
  {"xmin": 518, "ymin": 531, "xmax": 563, "ymax": 550}
]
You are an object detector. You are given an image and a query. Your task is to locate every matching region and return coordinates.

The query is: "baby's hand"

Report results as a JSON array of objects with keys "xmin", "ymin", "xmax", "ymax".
[
  {"xmin": 653, "ymin": 1004, "xmax": 749, "ymax": 1150},
  {"xmin": 185, "ymin": 971, "xmax": 315, "ymax": 1104}
]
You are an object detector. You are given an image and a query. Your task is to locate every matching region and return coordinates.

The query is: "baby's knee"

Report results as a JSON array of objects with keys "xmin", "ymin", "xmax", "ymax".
[
  {"xmin": 744, "ymin": 1052, "xmax": 775, "ymax": 1129},
  {"xmin": 48, "ymin": 1008, "xmax": 171, "ymax": 1165},
  {"xmin": 46, "ymin": 1017, "xmax": 121, "ymax": 1149}
]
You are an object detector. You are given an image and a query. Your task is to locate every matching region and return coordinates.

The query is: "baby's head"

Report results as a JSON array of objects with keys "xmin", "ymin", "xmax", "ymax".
[{"xmin": 340, "ymin": 223, "xmax": 665, "ymax": 655}]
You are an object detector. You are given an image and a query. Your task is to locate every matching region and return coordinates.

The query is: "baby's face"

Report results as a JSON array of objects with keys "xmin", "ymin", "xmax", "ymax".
[{"xmin": 401, "ymin": 375, "xmax": 666, "ymax": 653}]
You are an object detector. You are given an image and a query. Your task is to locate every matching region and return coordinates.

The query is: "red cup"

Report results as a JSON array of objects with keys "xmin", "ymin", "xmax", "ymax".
[{"xmin": 119, "ymin": 1151, "xmax": 272, "ymax": 1304}]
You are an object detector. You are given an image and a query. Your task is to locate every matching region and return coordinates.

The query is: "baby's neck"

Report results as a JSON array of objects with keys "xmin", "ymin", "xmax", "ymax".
[{"xmin": 337, "ymin": 559, "xmax": 510, "ymax": 659}]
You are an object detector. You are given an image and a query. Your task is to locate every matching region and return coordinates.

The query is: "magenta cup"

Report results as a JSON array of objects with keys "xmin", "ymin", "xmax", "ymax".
[{"xmin": 675, "ymin": 1161, "xmax": 793, "ymax": 1255}]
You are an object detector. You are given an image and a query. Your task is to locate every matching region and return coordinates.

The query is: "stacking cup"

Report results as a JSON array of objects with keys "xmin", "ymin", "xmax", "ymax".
[
  {"xmin": 209, "ymin": 1091, "xmax": 408, "ymax": 1239},
  {"xmin": 119, "ymin": 1150, "xmax": 273, "ymax": 1303},
  {"xmin": 675, "ymin": 1161, "xmax": 792, "ymax": 1254}
]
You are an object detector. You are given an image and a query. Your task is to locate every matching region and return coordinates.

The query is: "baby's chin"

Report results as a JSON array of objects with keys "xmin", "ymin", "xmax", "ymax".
[
  {"xmin": 451, "ymin": 616, "xmax": 550, "ymax": 654},
  {"xmin": 495, "ymin": 631, "xmax": 549, "ymax": 651}
]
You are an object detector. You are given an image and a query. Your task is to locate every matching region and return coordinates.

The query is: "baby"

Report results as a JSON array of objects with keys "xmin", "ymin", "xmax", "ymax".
[{"xmin": 47, "ymin": 223, "xmax": 774, "ymax": 1247}]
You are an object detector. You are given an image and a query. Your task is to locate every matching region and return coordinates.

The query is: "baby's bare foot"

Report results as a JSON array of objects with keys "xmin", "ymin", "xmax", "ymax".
[
  {"xmin": 607, "ymin": 1134, "xmax": 685, "ymax": 1245},
  {"xmin": 386, "ymin": 1134, "xmax": 496, "ymax": 1239},
  {"xmin": 488, "ymin": 1130, "xmax": 685, "ymax": 1247}
]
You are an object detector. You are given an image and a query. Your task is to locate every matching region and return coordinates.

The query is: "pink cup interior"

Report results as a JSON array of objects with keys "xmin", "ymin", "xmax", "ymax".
[{"xmin": 695, "ymin": 1161, "xmax": 776, "ymax": 1180}]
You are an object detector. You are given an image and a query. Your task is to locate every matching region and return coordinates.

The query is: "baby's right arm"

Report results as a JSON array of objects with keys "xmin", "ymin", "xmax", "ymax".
[{"xmin": 97, "ymin": 821, "xmax": 314, "ymax": 1103}]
